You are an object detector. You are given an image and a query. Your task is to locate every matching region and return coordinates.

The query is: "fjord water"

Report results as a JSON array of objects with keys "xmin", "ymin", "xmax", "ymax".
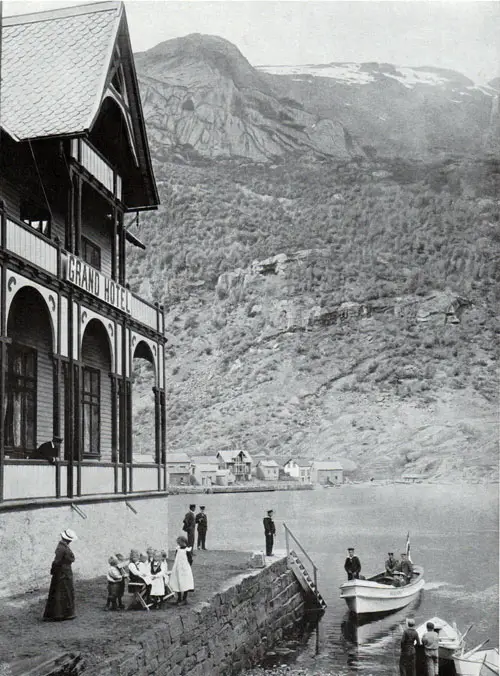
[{"xmin": 166, "ymin": 483, "xmax": 498, "ymax": 675}]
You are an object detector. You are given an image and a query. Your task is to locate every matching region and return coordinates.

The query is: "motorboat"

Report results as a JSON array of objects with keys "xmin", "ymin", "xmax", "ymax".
[
  {"xmin": 339, "ymin": 565, "xmax": 424, "ymax": 615},
  {"xmin": 454, "ymin": 645, "xmax": 499, "ymax": 676},
  {"xmin": 416, "ymin": 617, "xmax": 465, "ymax": 660}
]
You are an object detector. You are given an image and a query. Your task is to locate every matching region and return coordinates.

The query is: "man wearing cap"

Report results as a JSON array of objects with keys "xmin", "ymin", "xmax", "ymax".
[
  {"xmin": 422, "ymin": 621, "xmax": 440, "ymax": 676},
  {"xmin": 385, "ymin": 551, "xmax": 399, "ymax": 578},
  {"xmin": 182, "ymin": 504, "xmax": 196, "ymax": 549},
  {"xmin": 400, "ymin": 618, "xmax": 420, "ymax": 676},
  {"xmin": 43, "ymin": 529, "xmax": 77, "ymax": 621},
  {"xmin": 263, "ymin": 510, "xmax": 276, "ymax": 556},
  {"xmin": 344, "ymin": 547, "xmax": 361, "ymax": 580},
  {"xmin": 396, "ymin": 552, "xmax": 414, "ymax": 585},
  {"xmin": 195, "ymin": 506, "xmax": 208, "ymax": 550}
]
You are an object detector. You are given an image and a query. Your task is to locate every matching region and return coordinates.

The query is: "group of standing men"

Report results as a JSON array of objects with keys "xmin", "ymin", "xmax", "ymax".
[{"xmin": 182, "ymin": 504, "xmax": 208, "ymax": 550}]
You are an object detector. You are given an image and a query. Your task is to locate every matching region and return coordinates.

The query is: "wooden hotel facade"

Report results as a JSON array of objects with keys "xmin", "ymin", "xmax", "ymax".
[{"xmin": 0, "ymin": 1, "xmax": 168, "ymax": 515}]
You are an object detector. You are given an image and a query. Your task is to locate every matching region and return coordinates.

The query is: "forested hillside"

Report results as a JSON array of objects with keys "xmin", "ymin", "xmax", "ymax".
[{"xmin": 128, "ymin": 154, "xmax": 499, "ymax": 480}]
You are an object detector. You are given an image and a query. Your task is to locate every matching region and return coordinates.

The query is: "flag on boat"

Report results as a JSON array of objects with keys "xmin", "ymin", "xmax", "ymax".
[{"xmin": 406, "ymin": 532, "xmax": 412, "ymax": 562}]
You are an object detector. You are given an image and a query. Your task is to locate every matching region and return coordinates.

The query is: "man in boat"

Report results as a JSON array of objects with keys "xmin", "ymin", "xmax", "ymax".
[
  {"xmin": 400, "ymin": 618, "xmax": 420, "ymax": 676},
  {"xmin": 344, "ymin": 547, "xmax": 361, "ymax": 580},
  {"xmin": 397, "ymin": 552, "xmax": 414, "ymax": 585},
  {"xmin": 421, "ymin": 621, "xmax": 440, "ymax": 676},
  {"xmin": 385, "ymin": 551, "xmax": 399, "ymax": 578}
]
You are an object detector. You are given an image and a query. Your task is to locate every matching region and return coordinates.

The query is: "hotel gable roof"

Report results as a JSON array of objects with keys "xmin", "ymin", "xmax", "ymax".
[{"xmin": 1, "ymin": 1, "xmax": 159, "ymax": 212}]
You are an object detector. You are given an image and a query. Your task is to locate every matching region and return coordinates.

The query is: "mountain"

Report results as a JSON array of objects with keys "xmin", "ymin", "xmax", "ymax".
[
  {"xmin": 135, "ymin": 34, "xmax": 498, "ymax": 161},
  {"xmin": 258, "ymin": 62, "xmax": 500, "ymax": 158},
  {"xmin": 135, "ymin": 34, "xmax": 362, "ymax": 162},
  {"xmin": 129, "ymin": 36, "xmax": 499, "ymax": 481},
  {"xmin": 128, "ymin": 156, "xmax": 499, "ymax": 482}
]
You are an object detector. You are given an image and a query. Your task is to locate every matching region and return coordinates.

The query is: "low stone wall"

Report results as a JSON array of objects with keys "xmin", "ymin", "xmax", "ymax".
[
  {"xmin": 0, "ymin": 494, "xmax": 168, "ymax": 598},
  {"xmin": 87, "ymin": 558, "xmax": 306, "ymax": 676}
]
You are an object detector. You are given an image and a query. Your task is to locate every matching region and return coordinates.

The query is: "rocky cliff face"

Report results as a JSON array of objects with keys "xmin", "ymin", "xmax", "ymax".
[{"xmin": 135, "ymin": 34, "xmax": 362, "ymax": 161}]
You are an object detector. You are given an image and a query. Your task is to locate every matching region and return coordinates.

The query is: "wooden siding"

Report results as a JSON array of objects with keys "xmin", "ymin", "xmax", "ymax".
[
  {"xmin": 81, "ymin": 322, "xmax": 112, "ymax": 461},
  {"xmin": 0, "ymin": 177, "xmax": 20, "ymax": 215},
  {"xmin": 81, "ymin": 193, "xmax": 113, "ymax": 279}
]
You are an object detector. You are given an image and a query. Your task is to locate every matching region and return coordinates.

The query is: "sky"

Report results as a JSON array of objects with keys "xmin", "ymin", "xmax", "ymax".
[{"xmin": 3, "ymin": 0, "xmax": 500, "ymax": 84}]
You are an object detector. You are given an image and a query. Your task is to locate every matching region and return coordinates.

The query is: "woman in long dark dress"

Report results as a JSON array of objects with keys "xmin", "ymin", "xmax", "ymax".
[{"xmin": 43, "ymin": 529, "xmax": 77, "ymax": 621}]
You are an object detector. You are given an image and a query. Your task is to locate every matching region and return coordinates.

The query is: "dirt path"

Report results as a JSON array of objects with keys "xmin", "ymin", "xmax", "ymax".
[{"xmin": 0, "ymin": 549, "xmax": 254, "ymax": 671}]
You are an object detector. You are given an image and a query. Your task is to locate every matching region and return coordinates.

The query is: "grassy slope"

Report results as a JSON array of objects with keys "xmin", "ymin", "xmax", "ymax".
[{"xmin": 128, "ymin": 155, "xmax": 499, "ymax": 480}]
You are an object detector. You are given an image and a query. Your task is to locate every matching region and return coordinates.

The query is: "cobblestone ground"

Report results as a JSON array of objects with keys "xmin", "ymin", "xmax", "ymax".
[{"xmin": 0, "ymin": 549, "xmax": 253, "ymax": 671}]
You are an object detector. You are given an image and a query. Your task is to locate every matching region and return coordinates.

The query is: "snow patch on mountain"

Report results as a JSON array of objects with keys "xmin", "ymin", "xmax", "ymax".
[{"xmin": 259, "ymin": 63, "xmax": 467, "ymax": 89}]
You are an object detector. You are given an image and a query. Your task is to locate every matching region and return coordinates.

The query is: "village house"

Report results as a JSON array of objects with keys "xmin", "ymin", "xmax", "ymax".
[
  {"xmin": 255, "ymin": 459, "xmax": 280, "ymax": 481},
  {"xmin": 283, "ymin": 458, "xmax": 312, "ymax": 483},
  {"xmin": 0, "ymin": 1, "xmax": 169, "ymax": 595},
  {"xmin": 310, "ymin": 461, "xmax": 344, "ymax": 485},
  {"xmin": 166, "ymin": 453, "xmax": 191, "ymax": 485},
  {"xmin": 190, "ymin": 455, "xmax": 218, "ymax": 486},
  {"xmin": 216, "ymin": 450, "xmax": 253, "ymax": 482}
]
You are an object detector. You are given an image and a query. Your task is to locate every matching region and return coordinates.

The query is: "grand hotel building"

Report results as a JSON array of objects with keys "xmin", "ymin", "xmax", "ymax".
[{"xmin": 0, "ymin": 1, "xmax": 170, "ymax": 594}]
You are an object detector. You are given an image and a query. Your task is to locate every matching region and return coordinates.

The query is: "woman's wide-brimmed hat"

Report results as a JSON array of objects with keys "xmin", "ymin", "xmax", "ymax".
[{"xmin": 60, "ymin": 528, "xmax": 77, "ymax": 542}]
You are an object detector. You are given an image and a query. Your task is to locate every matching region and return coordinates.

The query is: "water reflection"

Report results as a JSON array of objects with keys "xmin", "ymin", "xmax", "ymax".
[{"xmin": 341, "ymin": 595, "xmax": 422, "ymax": 649}]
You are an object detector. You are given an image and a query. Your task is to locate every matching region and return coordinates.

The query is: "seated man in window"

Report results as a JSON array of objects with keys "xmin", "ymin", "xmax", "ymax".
[{"xmin": 33, "ymin": 436, "xmax": 63, "ymax": 464}]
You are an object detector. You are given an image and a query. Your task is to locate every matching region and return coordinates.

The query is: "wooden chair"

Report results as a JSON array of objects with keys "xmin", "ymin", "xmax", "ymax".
[
  {"xmin": 162, "ymin": 578, "xmax": 175, "ymax": 603},
  {"xmin": 127, "ymin": 581, "xmax": 153, "ymax": 611}
]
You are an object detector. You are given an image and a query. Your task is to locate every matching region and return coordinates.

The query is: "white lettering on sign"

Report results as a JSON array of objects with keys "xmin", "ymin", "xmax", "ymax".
[{"xmin": 65, "ymin": 253, "xmax": 131, "ymax": 314}]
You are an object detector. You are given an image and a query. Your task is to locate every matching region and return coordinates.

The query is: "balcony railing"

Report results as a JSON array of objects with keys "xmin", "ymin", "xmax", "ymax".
[
  {"xmin": 3, "ymin": 211, "xmax": 163, "ymax": 334},
  {"xmin": 71, "ymin": 139, "xmax": 122, "ymax": 201},
  {"xmin": 6, "ymin": 218, "xmax": 58, "ymax": 275}
]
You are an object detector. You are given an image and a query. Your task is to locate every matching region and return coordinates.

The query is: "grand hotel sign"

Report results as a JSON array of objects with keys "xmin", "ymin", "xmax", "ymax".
[{"xmin": 64, "ymin": 253, "xmax": 131, "ymax": 314}]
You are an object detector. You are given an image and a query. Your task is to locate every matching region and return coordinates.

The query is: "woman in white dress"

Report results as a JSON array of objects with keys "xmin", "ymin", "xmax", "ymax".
[{"xmin": 169, "ymin": 536, "xmax": 194, "ymax": 605}]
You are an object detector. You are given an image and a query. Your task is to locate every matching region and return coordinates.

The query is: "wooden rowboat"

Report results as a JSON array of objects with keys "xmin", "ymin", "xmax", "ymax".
[
  {"xmin": 454, "ymin": 645, "xmax": 499, "ymax": 676},
  {"xmin": 416, "ymin": 617, "xmax": 466, "ymax": 659},
  {"xmin": 339, "ymin": 565, "xmax": 424, "ymax": 615}
]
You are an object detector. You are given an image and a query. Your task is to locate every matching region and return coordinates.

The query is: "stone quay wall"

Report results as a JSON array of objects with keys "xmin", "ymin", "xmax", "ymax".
[{"xmin": 88, "ymin": 557, "xmax": 306, "ymax": 676}]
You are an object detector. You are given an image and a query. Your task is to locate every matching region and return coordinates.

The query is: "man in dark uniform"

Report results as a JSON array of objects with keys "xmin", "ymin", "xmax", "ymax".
[
  {"xmin": 385, "ymin": 551, "xmax": 399, "ymax": 577},
  {"xmin": 33, "ymin": 437, "xmax": 63, "ymax": 464},
  {"xmin": 400, "ymin": 618, "xmax": 420, "ymax": 676},
  {"xmin": 182, "ymin": 504, "xmax": 196, "ymax": 549},
  {"xmin": 344, "ymin": 547, "xmax": 361, "ymax": 580},
  {"xmin": 263, "ymin": 510, "xmax": 276, "ymax": 556},
  {"xmin": 397, "ymin": 552, "xmax": 414, "ymax": 585},
  {"xmin": 195, "ymin": 506, "xmax": 208, "ymax": 550}
]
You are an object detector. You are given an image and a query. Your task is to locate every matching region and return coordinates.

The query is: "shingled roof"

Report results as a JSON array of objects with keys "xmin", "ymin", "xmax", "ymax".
[
  {"xmin": 2, "ymin": 1, "xmax": 159, "ymax": 209},
  {"xmin": 3, "ymin": 2, "xmax": 121, "ymax": 140}
]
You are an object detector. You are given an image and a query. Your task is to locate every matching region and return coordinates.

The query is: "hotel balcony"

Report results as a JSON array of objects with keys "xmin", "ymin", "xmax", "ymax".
[{"xmin": 2, "ymin": 208, "xmax": 164, "ymax": 335}]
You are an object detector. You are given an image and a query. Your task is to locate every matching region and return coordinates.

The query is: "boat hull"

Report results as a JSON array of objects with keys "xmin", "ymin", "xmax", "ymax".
[
  {"xmin": 454, "ymin": 650, "xmax": 499, "ymax": 676},
  {"xmin": 340, "ymin": 566, "xmax": 424, "ymax": 615}
]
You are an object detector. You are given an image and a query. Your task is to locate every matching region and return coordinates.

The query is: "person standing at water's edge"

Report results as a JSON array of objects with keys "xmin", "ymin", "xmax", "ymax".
[
  {"xmin": 195, "ymin": 506, "xmax": 208, "ymax": 550},
  {"xmin": 43, "ymin": 529, "xmax": 77, "ymax": 621},
  {"xmin": 399, "ymin": 618, "xmax": 420, "ymax": 676},
  {"xmin": 422, "ymin": 621, "xmax": 440, "ymax": 676},
  {"xmin": 344, "ymin": 547, "xmax": 361, "ymax": 580},
  {"xmin": 182, "ymin": 504, "xmax": 196, "ymax": 550},
  {"xmin": 263, "ymin": 510, "xmax": 276, "ymax": 556}
]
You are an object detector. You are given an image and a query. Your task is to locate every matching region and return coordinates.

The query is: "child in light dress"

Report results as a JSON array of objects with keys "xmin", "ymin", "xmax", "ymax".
[
  {"xmin": 149, "ymin": 550, "xmax": 169, "ymax": 608},
  {"xmin": 169, "ymin": 536, "xmax": 194, "ymax": 605}
]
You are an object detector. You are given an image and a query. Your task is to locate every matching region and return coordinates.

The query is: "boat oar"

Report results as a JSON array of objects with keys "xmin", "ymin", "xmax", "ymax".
[
  {"xmin": 464, "ymin": 639, "xmax": 490, "ymax": 658},
  {"xmin": 460, "ymin": 624, "xmax": 474, "ymax": 645}
]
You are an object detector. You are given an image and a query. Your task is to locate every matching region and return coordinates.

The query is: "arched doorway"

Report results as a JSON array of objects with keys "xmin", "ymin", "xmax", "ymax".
[
  {"xmin": 5, "ymin": 286, "xmax": 54, "ymax": 458},
  {"xmin": 131, "ymin": 341, "xmax": 156, "ymax": 463},
  {"xmin": 80, "ymin": 319, "xmax": 113, "ymax": 460}
]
